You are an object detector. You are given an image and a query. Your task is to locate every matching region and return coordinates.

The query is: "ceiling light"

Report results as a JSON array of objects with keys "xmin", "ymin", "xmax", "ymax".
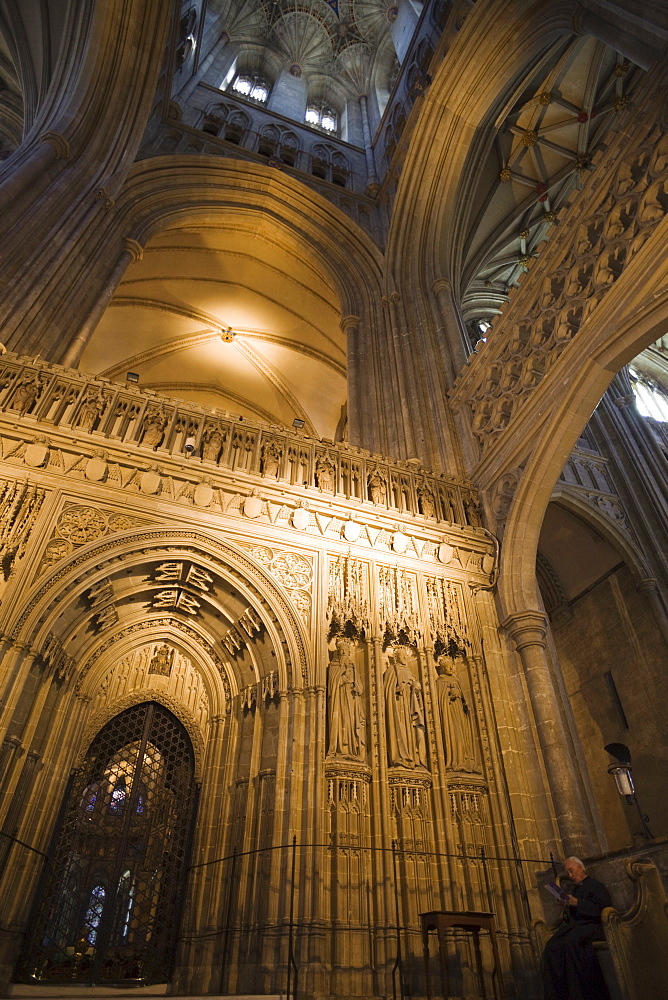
[{"xmin": 220, "ymin": 327, "xmax": 236, "ymax": 342}]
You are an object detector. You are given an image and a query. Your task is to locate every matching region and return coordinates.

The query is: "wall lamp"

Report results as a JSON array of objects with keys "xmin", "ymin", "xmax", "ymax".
[{"xmin": 604, "ymin": 742, "xmax": 654, "ymax": 841}]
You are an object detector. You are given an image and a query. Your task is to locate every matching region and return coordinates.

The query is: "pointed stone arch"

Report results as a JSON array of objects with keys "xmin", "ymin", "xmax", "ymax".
[{"xmin": 8, "ymin": 527, "xmax": 312, "ymax": 695}]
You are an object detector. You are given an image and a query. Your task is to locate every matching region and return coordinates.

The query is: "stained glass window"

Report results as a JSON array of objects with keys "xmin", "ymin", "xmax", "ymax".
[
  {"xmin": 109, "ymin": 777, "xmax": 127, "ymax": 815},
  {"xmin": 629, "ymin": 368, "xmax": 668, "ymax": 423},
  {"xmin": 83, "ymin": 885, "xmax": 105, "ymax": 945}
]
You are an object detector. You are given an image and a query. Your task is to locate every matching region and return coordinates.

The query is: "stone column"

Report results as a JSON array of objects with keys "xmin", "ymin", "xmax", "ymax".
[
  {"xmin": 0, "ymin": 0, "xmax": 171, "ymax": 356},
  {"xmin": 0, "ymin": 750, "xmax": 43, "ymax": 875},
  {"xmin": 358, "ymin": 95, "xmax": 379, "ymax": 192},
  {"xmin": 369, "ymin": 635, "xmax": 396, "ymax": 993},
  {"xmin": 501, "ymin": 610, "xmax": 593, "ymax": 857},
  {"xmin": 58, "ymin": 238, "xmax": 144, "ymax": 368},
  {"xmin": 0, "ymin": 644, "xmax": 38, "ymax": 735},
  {"xmin": 267, "ymin": 68, "xmax": 308, "ymax": 121},
  {"xmin": 0, "ymin": 737, "xmax": 23, "ymax": 799},
  {"xmin": 431, "ymin": 277, "xmax": 470, "ymax": 377},
  {"xmin": 340, "ymin": 314, "xmax": 365, "ymax": 449},
  {"xmin": 178, "ymin": 31, "xmax": 231, "ymax": 103}
]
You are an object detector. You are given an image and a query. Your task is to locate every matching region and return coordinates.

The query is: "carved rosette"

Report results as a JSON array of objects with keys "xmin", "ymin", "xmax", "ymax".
[
  {"xmin": 241, "ymin": 543, "xmax": 313, "ymax": 626},
  {"xmin": 36, "ymin": 504, "xmax": 146, "ymax": 577}
]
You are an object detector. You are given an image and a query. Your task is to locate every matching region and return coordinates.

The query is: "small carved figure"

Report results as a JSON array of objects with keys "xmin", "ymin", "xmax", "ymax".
[
  {"xmin": 327, "ymin": 637, "xmax": 366, "ymax": 759},
  {"xmin": 316, "ymin": 455, "xmax": 336, "ymax": 492},
  {"xmin": 76, "ymin": 390, "xmax": 105, "ymax": 432},
  {"xmin": 463, "ymin": 496, "xmax": 481, "ymax": 527},
  {"xmin": 368, "ymin": 468, "xmax": 387, "ymax": 505},
  {"xmin": 141, "ymin": 406, "xmax": 168, "ymax": 449},
  {"xmin": 435, "ymin": 653, "xmax": 477, "ymax": 772},
  {"xmin": 149, "ymin": 642, "xmax": 175, "ymax": 676},
  {"xmin": 417, "ymin": 482, "xmax": 435, "ymax": 517},
  {"xmin": 384, "ymin": 645, "xmax": 427, "ymax": 769},
  {"xmin": 593, "ymin": 245, "xmax": 626, "ymax": 287},
  {"xmin": 262, "ymin": 440, "xmax": 282, "ymax": 478},
  {"xmin": 202, "ymin": 427, "xmax": 224, "ymax": 462},
  {"xmin": 10, "ymin": 374, "xmax": 43, "ymax": 416},
  {"xmin": 639, "ymin": 179, "xmax": 668, "ymax": 225}
]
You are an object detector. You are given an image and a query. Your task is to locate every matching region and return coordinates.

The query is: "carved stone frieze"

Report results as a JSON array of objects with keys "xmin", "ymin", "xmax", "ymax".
[
  {"xmin": 327, "ymin": 554, "xmax": 370, "ymax": 638},
  {"xmin": 0, "ymin": 478, "xmax": 46, "ymax": 582},
  {"xmin": 453, "ymin": 119, "xmax": 668, "ymax": 449},
  {"xmin": 425, "ymin": 575, "xmax": 469, "ymax": 655}
]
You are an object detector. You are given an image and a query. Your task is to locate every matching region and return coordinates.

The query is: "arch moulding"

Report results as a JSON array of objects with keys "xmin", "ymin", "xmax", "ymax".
[
  {"xmin": 75, "ymin": 688, "xmax": 207, "ymax": 782},
  {"xmin": 9, "ymin": 528, "xmax": 312, "ymax": 693}
]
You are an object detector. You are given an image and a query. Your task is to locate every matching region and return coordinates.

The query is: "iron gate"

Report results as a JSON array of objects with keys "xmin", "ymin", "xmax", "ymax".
[{"xmin": 19, "ymin": 701, "xmax": 197, "ymax": 984}]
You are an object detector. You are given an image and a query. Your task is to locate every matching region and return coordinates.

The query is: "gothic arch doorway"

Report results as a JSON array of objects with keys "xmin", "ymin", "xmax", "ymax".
[{"xmin": 19, "ymin": 702, "xmax": 197, "ymax": 985}]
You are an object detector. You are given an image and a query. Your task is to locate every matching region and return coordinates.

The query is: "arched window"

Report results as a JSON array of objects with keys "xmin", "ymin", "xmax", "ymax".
[
  {"xmin": 258, "ymin": 125, "xmax": 300, "ymax": 166},
  {"xmin": 331, "ymin": 152, "xmax": 350, "ymax": 188},
  {"xmin": 109, "ymin": 776, "xmax": 127, "ymax": 815},
  {"xmin": 629, "ymin": 368, "xmax": 668, "ymax": 422},
  {"xmin": 83, "ymin": 885, "xmax": 106, "ymax": 945},
  {"xmin": 231, "ymin": 74, "xmax": 269, "ymax": 104},
  {"xmin": 80, "ymin": 782, "xmax": 99, "ymax": 815},
  {"xmin": 305, "ymin": 103, "xmax": 338, "ymax": 134}
]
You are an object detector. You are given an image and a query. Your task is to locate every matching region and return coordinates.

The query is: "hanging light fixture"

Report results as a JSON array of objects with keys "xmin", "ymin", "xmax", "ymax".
[{"xmin": 604, "ymin": 743, "xmax": 654, "ymax": 841}]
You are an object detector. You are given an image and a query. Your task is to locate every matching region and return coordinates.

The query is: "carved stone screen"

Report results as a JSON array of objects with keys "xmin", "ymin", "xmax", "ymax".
[{"xmin": 19, "ymin": 702, "xmax": 196, "ymax": 985}]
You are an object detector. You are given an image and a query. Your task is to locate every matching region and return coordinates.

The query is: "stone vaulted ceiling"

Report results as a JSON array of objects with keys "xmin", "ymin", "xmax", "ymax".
[
  {"xmin": 209, "ymin": 0, "xmax": 400, "ymax": 93},
  {"xmin": 458, "ymin": 32, "xmax": 645, "ymax": 341},
  {"xmin": 80, "ymin": 219, "xmax": 347, "ymax": 440}
]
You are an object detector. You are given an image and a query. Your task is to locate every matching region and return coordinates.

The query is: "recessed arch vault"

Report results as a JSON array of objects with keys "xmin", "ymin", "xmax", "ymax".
[{"xmin": 9, "ymin": 527, "xmax": 313, "ymax": 697}]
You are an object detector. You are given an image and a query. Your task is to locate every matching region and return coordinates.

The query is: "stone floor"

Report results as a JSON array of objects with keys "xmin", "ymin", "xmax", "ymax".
[{"xmin": 9, "ymin": 989, "xmax": 283, "ymax": 1000}]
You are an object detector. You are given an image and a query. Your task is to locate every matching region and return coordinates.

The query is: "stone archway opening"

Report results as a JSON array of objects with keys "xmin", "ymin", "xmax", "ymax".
[
  {"xmin": 536, "ymin": 493, "xmax": 668, "ymax": 852},
  {"xmin": 18, "ymin": 701, "xmax": 197, "ymax": 987}
]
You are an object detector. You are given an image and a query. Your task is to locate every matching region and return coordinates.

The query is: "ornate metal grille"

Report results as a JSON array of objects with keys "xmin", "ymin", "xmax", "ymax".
[{"xmin": 19, "ymin": 702, "xmax": 197, "ymax": 984}]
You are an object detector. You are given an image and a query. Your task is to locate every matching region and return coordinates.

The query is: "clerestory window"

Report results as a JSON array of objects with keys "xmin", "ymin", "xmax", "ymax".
[
  {"xmin": 305, "ymin": 104, "xmax": 337, "ymax": 134},
  {"xmin": 629, "ymin": 368, "xmax": 668, "ymax": 423},
  {"xmin": 231, "ymin": 74, "xmax": 269, "ymax": 104}
]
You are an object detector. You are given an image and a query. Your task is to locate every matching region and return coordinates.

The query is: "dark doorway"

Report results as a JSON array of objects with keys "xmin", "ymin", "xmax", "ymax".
[{"xmin": 19, "ymin": 701, "xmax": 197, "ymax": 984}]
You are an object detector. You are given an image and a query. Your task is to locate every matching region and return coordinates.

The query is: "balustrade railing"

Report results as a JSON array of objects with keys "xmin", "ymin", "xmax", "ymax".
[{"xmin": 0, "ymin": 355, "xmax": 480, "ymax": 528}]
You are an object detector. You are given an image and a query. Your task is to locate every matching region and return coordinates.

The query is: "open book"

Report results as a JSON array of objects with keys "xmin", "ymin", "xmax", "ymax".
[{"xmin": 545, "ymin": 880, "xmax": 572, "ymax": 905}]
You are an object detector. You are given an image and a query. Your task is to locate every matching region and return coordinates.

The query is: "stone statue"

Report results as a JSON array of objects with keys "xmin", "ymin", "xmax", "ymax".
[
  {"xmin": 75, "ymin": 390, "xmax": 106, "ymax": 432},
  {"xmin": 327, "ymin": 637, "xmax": 365, "ymax": 759},
  {"xmin": 141, "ymin": 406, "xmax": 168, "ymax": 448},
  {"xmin": 417, "ymin": 482, "xmax": 435, "ymax": 517},
  {"xmin": 202, "ymin": 426, "xmax": 224, "ymax": 462},
  {"xmin": 368, "ymin": 468, "xmax": 387, "ymax": 505},
  {"xmin": 262, "ymin": 440, "xmax": 282, "ymax": 478},
  {"xmin": 384, "ymin": 645, "xmax": 427, "ymax": 768},
  {"xmin": 435, "ymin": 653, "xmax": 477, "ymax": 772},
  {"xmin": 149, "ymin": 642, "xmax": 175, "ymax": 676},
  {"xmin": 316, "ymin": 455, "xmax": 335, "ymax": 493},
  {"xmin": 10, "ymin": 375, "xmax": 42, "ymax": 416},
  {"xmin": 463, "ymin": 496, "xmax": 481, "ymax": 527}
]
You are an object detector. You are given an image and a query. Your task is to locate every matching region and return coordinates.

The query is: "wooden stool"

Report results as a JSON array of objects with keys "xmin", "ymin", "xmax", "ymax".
[{"xmin": 420, "ymin": 909, "xmax": 504, "ymax": 1000}]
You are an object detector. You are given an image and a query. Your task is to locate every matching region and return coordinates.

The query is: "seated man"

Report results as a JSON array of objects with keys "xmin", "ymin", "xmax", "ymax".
[{"xmin": 542, "ymin": 856, "xmax": 612, "ymax": 1000}]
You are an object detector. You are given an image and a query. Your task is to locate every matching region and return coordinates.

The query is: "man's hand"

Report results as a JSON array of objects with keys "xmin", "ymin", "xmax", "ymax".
[{"xmin": 566, "ymin": 894, "xmax": 577, "ymax": 907}]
